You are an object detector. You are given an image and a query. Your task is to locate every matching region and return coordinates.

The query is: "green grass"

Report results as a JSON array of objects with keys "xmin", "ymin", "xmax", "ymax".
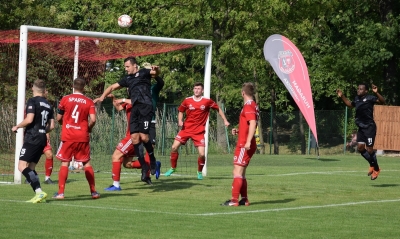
[{"xmin": 1, "ymin": 154, "xmax": 400, "ymax": 239}]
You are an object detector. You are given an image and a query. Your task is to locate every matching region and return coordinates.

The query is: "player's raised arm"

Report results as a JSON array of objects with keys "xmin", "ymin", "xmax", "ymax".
[
  {"xmin": 336, "ymin": 89, "xmax": 353, "ymax": 108},
  {"xmin": 371, "ymin": 84, "xmax": 385, "ymax": 105},
  {"xmin": 94, "ymin": 83, "xmax": 123, "ymax": 103}
]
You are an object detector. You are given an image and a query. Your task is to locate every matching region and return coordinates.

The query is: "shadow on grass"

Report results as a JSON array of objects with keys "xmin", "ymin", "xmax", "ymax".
[
  {"xmin": 306, "ymin": 158, "xmax": 340, "ymax": 162},
  {"xmin": 122, "ymin": 177, "xmax": 198, "ymax": 192},
  {"xmin": 251, "ymin": 198, "xmax": 296, "ymax": 205},
  {"xmin": 45, "ymin": 192, "xmax": 138, "ymax": 202},
  {"xmin": 371, "ymin": 184, "xmax": 400, "ymax": 188}
]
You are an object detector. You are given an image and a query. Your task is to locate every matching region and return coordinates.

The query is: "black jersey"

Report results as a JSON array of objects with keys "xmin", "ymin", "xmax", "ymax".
[
  {"xmin": 24, "ymin": 96, "xmax": 54, "ymax": 146},
  {"xmin": 118, "ymin": 68, "xmax": 153, "ymax": 106},
  {"xmin": 351, "ymin": 94, "xmax": 377, "ymax": 127}
]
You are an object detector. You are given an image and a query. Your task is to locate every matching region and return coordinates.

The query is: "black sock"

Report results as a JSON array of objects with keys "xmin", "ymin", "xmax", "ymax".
[
  {"xmin": 370, "ymin": 152, "xmax": 379, "ymax": 171},
  {"xmin": 360, "ymin": 150, "xmax": 373, "ymax": 167},
  {"xmin": 22, "ymin": 168, "xmax": 40, "ymax": 192},
  {"xmin": 143, "ymin": 140, "xmax": 156, "ymax": 164},
  {"xmin": 134, "ymin": 143, "xmax": 147, "ymax": 171}
]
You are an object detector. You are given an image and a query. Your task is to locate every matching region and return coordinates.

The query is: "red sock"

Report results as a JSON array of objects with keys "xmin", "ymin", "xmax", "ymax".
[
  {"xmin": 131, "ymin": 160, "xmax": 141, "ymax": 168},
  {"xmin": 112, "ymin": 161, "xmax": 122, "ymax": 181},
  {"xmin": 170, "ymin": 151, "xmax": 179, "ymax": 168},
  {"xmin": 231, "ymin": 176, "xmax": 243, "ymax": 202},
  {"xmin": 145, "ymin": 153, "xmax": 150, "ymax": 165},
  {"xmin": 45, "ymin": 158, "xmax": 53, "ymax": 177},
  {"xmin": 58, "ymin": 165, "xmax": 69, "ymax": 194},
  {"xmin": 197, "ymin": 157, "xmax": 205, "ymax": 172},
  {"xmin": 84, "ymin": 165, "xmax": 96, "ymax": 193},
  {"xmin": 240, "ymin": 178, "xmax": 248, "ymax": 199}
]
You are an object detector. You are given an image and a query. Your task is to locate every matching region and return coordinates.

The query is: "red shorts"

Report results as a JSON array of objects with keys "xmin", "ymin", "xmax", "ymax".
[
  {"xmin": 233, "ymin": 144, "xmax": 257, "ymax": 167},
  {"xmin": 116, "ymin": 135, "xmax": 135, "ymax": 157},
  {"xmin": 43, "ymin": 139, "xmax": 52, "ymax": 153},
  {"xmin": 175, "ymin": 130, "xmax": 205, "ymax": 147},
  {"xmin": 56, "ymin": 141, "xmax": 91, "ymax": 163}
]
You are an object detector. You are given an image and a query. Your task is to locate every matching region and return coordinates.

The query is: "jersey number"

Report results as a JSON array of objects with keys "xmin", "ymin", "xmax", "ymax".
[
  {"xmin": 72, "ymin": 105, "xmax": 80, "ymax": 123},
  {"xmin": 41, "ymin": 110, "xmax": 49, "ymax": 126}
]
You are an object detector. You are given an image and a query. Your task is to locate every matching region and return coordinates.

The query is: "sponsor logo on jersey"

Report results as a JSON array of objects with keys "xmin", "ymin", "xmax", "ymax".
[
  {"xmin": 40, "ymin": 102, "xmax": 51, "ymax": 109},
  {"xmin": 66, "ymin": 124, "xmax": 81, "ymax": 129},
  {"xmin": 189, "ymin": 104, "xmax": 195, "ymax": 110}
]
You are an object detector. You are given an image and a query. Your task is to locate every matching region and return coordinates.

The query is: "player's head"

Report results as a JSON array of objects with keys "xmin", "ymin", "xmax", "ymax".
[
  {"xmin": 124, "ymin": 56, "xmax": 138, "ymax": 75},
  {"xmin": 32, "ymin": 79, "xmax": 46, "ymax": 94},
  {"xmin": 193, "ymin": 82, "xmax": 204, "ymax": 97},
  {"xmin": 241, "ymin": 82, "xmax": 255, "ymax": 98},
  {"xmin": 357, "ymin": 83, "xmax": 368, "ymax": 96},
  {"xmin": 73, "ymin": 77, "xmax": 86, "ymax": 92}
]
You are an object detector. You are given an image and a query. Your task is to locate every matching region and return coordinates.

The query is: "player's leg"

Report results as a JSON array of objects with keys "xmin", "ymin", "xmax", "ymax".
[
  {"xmin": 356, "ymin": 129, "xmax": 374, "ymax": 175},
  {"xmin": 365, "ymin": 124, "xmax": 380, "ymax": 180},
  {"xmin": 19, "ymin": 143, "xmax": 47, "ymax": 203},
  {"xmin": 138, "ymin": 104, "xmax": 157, "ymax": 174},
  {"xmin": 196, "ymin": 146, "xmax": 206, "ymax": 180},
  {"xmin": 53, "ymin": 141, "xmax": 72, "ymax": 199},
  {"xmin": 43, "ymin": 147, "xmax": 54, "ymax": 184},
  {"xmin": 221, "ymin": 145, "xmax": 254, "ymax": 207},
  {"xmin": 77, "ymin": 142, "xmax": 100, "ymax": 199},
  {"xmin": 104, "ymin": 149, "xmax": 125, "ymax": 191},
  {"xmin": 165, "ymin": 139, "xmax": 184, "ymax": 176},
  {"xmin": 148, "ymin": 122, "xmax": 162, "ymax": 179}
]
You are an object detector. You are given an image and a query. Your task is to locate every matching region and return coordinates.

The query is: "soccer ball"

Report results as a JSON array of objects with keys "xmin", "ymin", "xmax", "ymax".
[
  {"xmin": 118, "ymin": 14, "xmax": 132, "ymax": 28},
  {"xmin": 74, "ymin": 161, "xmax": 84, "ymax": 170}
]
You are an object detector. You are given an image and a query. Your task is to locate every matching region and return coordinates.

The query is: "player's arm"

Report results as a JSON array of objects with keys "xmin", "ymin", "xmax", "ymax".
[
  {"xmin": 245, "ymin": 120, "xmax": 257, "ymax": 150},
  {"xmin": 178, "ymin": 111, "xmax": 184, "ymax": 127},
  {"xmin": 371, "ymin": 84, "xmax": 385, "ymax": 104},
  {"xmin": 154, "ymin": 76, "xmax": 164, "ymax": 90},
  {"xmin": 336, "ymin": 89, "xmax": 353, "ymax": 108},
  {"xmin": 88, "ymin": 113, "xmax": 96, "ymax": 133},
  {"xmin": 150, "ymin": 66, "xmax": 161, "ymax": 78},
  {"xmin": 107, "ymin": 94, "xmax": 129, "ymax": 111},
  {"xmin": 56, "ymin": 108, "xmax": 64, "ymax": 124},
  {"xmin": 46, "ymin": 118, "xmax": 55, "ymax": 133},
  {"xmin": 11, "ymin": 113, "xmax": 34, "ymax": 132},
  {"xmin": 94, "ymin": 83, "xmax": 123, "ymax": 103},
  {"xmin": 217, "ymin": 107, "xmax": 230, "ymax": 127}
]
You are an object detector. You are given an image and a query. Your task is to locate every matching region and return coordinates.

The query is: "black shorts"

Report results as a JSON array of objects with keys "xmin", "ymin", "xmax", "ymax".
[
  {"xmin": 130, "ymin": 103, "xmax": 154, "ymax": 134},
  {"xmin": 19, "ymin": 142, "xmax": 45, "ymax": 164},
  {"xmin": 149, "ymin": 122, "xmax": 156, "ymax": 145},
  {"xmin": 357, "ymin": 123, "xmax": 376, "ymax": 147}
]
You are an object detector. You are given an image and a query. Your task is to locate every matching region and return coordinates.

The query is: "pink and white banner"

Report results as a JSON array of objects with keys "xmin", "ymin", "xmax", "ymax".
[{"xmin": 263, "ymin": 34, "xmax": 318, "ymax": 144}]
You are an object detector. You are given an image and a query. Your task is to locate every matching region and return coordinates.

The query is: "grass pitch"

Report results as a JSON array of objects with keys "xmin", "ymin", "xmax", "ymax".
[{"xmin": 1, "ymin": 154, "xmax": 400, "ymax": 239}]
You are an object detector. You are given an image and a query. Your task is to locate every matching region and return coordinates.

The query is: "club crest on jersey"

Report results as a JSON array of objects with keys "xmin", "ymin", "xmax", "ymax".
[
  {"xmin": 363, "ymin": 98, "xmax": 367, "ymax": 102},
  {"xmin": 135, "ymin": 72, "xmax": 139, "ymax": 77},
  {"xmin": 278, "ymin": 50, "xmax": 295, "ymax": 74},
  {"xmin": 200, "ymin": 105, "xmax": 205, "ymax": 110}
]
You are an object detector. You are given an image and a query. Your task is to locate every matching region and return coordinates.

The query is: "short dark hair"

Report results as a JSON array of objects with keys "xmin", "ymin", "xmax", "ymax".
[
  {"xmin": 33, "ymin": 79, "xmax": 46, "ymax": 93},
  {"xmin": 359, "ymin": 83, "xmax": 369, "ymax": 91},
  {"xmin": 194, "ymin": 82, "xmax": 204, "ymax": 88},
  {"xmin": 242, "ymin": 82, "xmax": 256, "ymax": 96},
  {"xmin": 124, "ymin": 56, "xmax": 137, "ymax": 65},
  {"xmin": 73, "ymin": 77, "xmax": 86, "ymax": 91}
]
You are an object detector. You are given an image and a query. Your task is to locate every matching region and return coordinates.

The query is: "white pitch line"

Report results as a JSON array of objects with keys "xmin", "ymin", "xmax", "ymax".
[{"xmin": 1, "ymin": 198, "xmax": 399, "ymax": 217}]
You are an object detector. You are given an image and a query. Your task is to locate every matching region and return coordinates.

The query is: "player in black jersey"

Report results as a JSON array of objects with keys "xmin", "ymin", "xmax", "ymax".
[
  {"xmin": 337, "ymin": 83, "xmax": 385, "ymax": 180},
  {"xmin": 12, "ymin": 79, "xmax": 55, "ymax": 203},
  {"xmin": 94, "ymin": 57, "xmax": 162, "ymax": 182}
]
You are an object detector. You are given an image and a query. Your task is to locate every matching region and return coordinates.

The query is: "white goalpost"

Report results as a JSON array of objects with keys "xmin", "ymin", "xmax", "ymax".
[{"xmin": 14, "ymin": 25, "xmax": 213, "ymax": 184}]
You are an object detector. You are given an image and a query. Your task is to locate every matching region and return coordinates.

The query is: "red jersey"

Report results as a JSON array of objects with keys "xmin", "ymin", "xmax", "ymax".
[
  {"xmin": 58, "ymin": 93, "xmax": 96, "ymax": 142},
  {"xmin": 122, "ymin": 103, "xmax": 133, "ymax": 137},
  {"xmin": 178, "ymin": 96, "xmax": 219, "ymax": 134},
  {"xmin": 237, "ymin": 100, "xmax": 259, "ymax": 147}
]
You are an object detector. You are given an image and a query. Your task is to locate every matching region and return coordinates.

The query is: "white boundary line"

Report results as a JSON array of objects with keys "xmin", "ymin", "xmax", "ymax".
[{"xmin": 1, "ymin": 198, "xmax": 399, "ymax": 217}]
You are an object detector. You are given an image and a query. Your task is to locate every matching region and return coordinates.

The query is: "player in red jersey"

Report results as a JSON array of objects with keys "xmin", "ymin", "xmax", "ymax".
[
  {"xmin": 221, "ymin": 82, "xmax": 259, "ymax": 206},
  {"xmin": 103, "ymin": 93, "xmax": 153, "ymax": 190},
  {"xmin": 53, "ymin": 77, "xmax": 99, "ymax": 200},
  {"xmin": 164, "ymin": 82, "xmax": 230, "ymax": 179},
  {"xmin": 43, "ymin": 133, "xmax": 54, "ymax": 184}
]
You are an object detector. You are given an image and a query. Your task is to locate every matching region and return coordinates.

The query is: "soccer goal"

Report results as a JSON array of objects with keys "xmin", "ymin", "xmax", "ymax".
[{"xmin": 0, "ymin": 25, "xmax": 213, "ymax": 184}]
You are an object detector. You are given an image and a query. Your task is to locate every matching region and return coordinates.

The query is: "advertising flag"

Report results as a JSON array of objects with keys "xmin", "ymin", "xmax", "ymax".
[{"xmin": 263, "ymin": 34, "xmax": 318, "ymax": 144}]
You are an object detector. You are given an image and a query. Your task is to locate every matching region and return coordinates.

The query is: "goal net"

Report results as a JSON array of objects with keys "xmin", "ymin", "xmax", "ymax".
[{"xmin": 0, "ymin": 25, "xmax": 212, "ymax": 184}]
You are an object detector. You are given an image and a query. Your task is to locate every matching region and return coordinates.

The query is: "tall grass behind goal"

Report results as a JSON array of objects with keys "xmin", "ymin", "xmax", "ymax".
[{"xmin": 0, "ymin": 25, "xmax": 212, "ymax": 184}]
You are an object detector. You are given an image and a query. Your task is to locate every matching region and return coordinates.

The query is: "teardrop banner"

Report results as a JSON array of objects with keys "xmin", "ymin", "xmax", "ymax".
[{"xmin": 263, "ymin": 34, "xmax": 318, "ymax": 144}]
